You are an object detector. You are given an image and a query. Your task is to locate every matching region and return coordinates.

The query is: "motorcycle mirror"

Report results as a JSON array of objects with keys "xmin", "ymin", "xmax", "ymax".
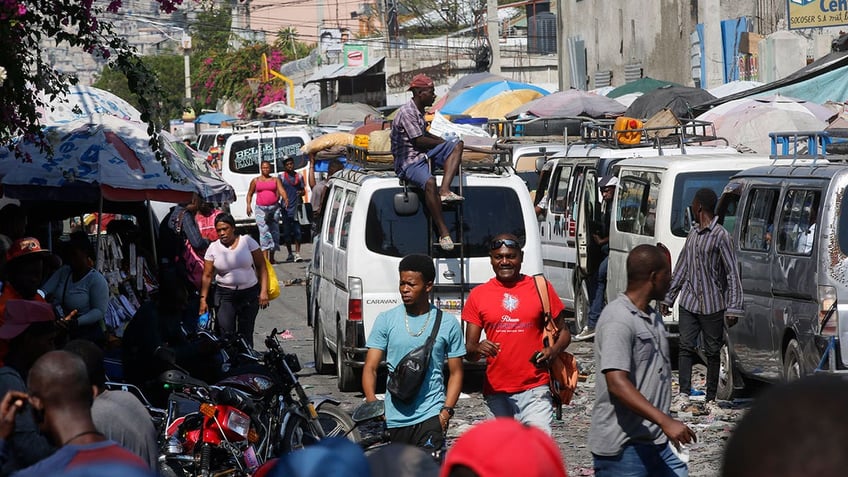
[
  {"xmin": 158, "ymin": 369, "xmax": 208, "ymax": 389},
  {"xmin": 154, "ymin": 345, "xmax": 177, "ymax": 365},
  {"xmin": 352, "ymin": 400, "xmax": 385, "ymax": 423}
]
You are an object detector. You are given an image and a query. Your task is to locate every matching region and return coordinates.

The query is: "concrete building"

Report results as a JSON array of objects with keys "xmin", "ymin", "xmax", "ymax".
[{"xmin": 555, "ymin": 0, "xmax": 845, "ymax": 91}]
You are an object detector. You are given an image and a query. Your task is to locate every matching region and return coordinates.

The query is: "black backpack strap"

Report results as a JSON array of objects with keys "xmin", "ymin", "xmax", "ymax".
[{"xmin": 428, "ymin": 309, "xmax": 443, "ymax": 343}]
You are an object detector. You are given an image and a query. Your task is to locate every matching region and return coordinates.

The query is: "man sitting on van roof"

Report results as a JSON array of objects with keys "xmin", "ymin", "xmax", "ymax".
[{"xmin": 391, "ymin": 74, "xmax": 464, "ymax": 251}]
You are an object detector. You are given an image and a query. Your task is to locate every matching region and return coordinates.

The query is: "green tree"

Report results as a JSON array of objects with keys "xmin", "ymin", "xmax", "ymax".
[
  {"xmin": 94, "ymin": 54, "xmax": 186, "ymax": 125},
  {"xmin": 1, "ymin": 0, "xmax": 177, "ymax": 162},
  {"xmin": 191, "ymin": 7, "xmax": 232, "ymax": 56},
  {"xmin": 273, "ymin": 27, "xmax": 314, "ymax": 60}
]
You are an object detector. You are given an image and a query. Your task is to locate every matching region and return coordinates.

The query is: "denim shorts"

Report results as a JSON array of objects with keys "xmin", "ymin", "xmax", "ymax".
[
  {"xmin": 398, "ymin": 138, "xmax": 461, "ymax": 188},
  {"xmin": 484, "ymin": 384, "xmax": 553, "ymax": 434}
]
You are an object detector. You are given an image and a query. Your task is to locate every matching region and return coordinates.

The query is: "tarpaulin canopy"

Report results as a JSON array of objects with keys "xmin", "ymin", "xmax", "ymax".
[{"xmin": 0, "ymin": 115, "xmax": 235, "ymax": 204}]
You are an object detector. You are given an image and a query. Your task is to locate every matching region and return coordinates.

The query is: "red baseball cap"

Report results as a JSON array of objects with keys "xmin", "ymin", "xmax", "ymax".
[
  {"xmin": 0, "ymin": 300, "xmax": 55, "ymax": 340},
  {"xmin": 6, "ymin": 237, "xmax": 50, "ymax": 263},
  {"xmin": 440, "ymin": 418, "xmax": 568, "ymax": 477},
  {"xmin": 408, "ymin": 74, "xmax": 435, "ymax": 90}
]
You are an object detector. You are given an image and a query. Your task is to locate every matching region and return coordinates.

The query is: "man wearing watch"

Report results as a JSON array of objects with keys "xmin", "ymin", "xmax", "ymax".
[{"xmin": 362, "ymin": 254, "xmax": 465, "ymax": 456}]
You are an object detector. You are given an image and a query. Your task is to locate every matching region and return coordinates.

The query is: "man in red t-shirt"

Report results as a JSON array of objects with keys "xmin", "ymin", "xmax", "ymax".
[{"xmin": 463, "ymin": 234, "xmax": 571, "ymax": 434}]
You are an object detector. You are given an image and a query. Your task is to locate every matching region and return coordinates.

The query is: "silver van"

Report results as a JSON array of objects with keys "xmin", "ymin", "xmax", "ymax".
[
  {"xmin": 307, "ymin": 160, "xmax": 543, "ymax": 391},
  {"xmin": 715, "ymin": 137, "xmax": 848, "ymax": 398},
  {"xmin": 535, "ymin": 120, "xmax": 737, "ymax": 331}
]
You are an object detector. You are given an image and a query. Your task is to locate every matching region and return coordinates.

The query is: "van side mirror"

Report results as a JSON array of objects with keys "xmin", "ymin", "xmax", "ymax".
[
  {"xmin": 394, "ymin": 191, "xmax": 419, "ymax": 216},
  {"xmin": 535, "ymin": 157, "xmax": 546, "ymax": 173}
]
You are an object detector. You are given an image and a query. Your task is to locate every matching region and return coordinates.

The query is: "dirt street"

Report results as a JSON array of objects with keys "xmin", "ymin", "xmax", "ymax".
[{"xmin": 256, "ymin": 247, "xmax": 751, "ymax": 477}]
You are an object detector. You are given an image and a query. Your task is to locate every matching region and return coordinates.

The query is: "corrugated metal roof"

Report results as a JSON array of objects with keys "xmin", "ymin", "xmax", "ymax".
[{"xmin": 305, "ymin": 57, "xmax": 386, "ymax": 84}]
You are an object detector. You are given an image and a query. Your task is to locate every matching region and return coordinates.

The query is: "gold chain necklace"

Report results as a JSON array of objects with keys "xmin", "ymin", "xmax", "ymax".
[{"xmin": 405, "ymin": 310, "xmax": 431, "ymax": 337}]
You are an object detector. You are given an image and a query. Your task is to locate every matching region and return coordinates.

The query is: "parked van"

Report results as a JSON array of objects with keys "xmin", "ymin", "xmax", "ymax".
[
  {"xmin": 307, "ymin": 160, "xmax": 543, "ymax": 391},
  {"xmin": 714, "ymin": 134, "xmax": 848, "ymax": 398},
  {"xmin": 219, "ymin": 122, "xmax": 317, "ymax": 229},
  {"xmin": 535, "ymin": 120, "xmax": 737, "ymax": 331},
  {"xmin": 607, "ymin": 154, "xmax": 778, "ymax": 338}
]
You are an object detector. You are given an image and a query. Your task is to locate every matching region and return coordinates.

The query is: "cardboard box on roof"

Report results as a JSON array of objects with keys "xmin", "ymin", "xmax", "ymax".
[{"xmin": 740, "ymin": 32, "xmax": 763, "ymax": 55}]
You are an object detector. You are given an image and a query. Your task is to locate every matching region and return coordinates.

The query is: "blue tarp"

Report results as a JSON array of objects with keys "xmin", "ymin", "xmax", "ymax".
[{"xmin": 721, "ymin": 17, "xmax": 748, "ymax": 83}]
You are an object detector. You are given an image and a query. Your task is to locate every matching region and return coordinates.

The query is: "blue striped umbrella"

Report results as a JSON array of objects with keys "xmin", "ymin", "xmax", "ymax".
[{"xmin": 439, "ymin": 81, "xmax": 550, "ymax": 115}]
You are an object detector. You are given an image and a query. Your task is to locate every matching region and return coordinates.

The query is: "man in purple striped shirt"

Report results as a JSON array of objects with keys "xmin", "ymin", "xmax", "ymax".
[{"xmin": 662, "ymin": 188, "xmax": 743, "ymax": 416}]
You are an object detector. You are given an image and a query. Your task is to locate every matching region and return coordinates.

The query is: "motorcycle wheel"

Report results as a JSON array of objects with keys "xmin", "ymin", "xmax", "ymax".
[
  {"xmin": 279, "ymin": 404, "xmax": 360, "ymax": 453},
  {"xmin": 317, "ymin": 403, "xmax": 360, "ymax": 442}
]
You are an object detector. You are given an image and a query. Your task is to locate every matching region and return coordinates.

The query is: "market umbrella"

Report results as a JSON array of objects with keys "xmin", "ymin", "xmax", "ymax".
[
  {"xmin": 625, "ymin": 86, "xmax": 716, "ymax": 120},
  {"xmin": 463, "ymin": 89, "xmax": 544, "ymax": 120},
  {"xmin": 607, "ymin": 77, "xmax": 682, "ymax": 99},
  {"xmin": 507, "ymin": 89, "xmax": 626, "ymax": 119},
  {"xmin": 196, "ymin": 112, "xmax": 237, "ymax": 125},
  {"xmin": 708, "ymin": 80, "xmax": 765, "ymax": 99},
  {"xmin": 698, "ymin": 94, "xmax": 835, "ymax": 123},
  {"xmin": 450, "ymin": 72, "xmax": 510, "ymax": 92},
  {"xmin": 613, "ymin": 92, "xmax": 642, "ymax": 108},
  {"xmin": 0, "ymin": 115, "xmax": 234, "ymax": 204},
  {"xmin": 36, "ymin": 85, "xmax": 142, "ymax": 124},
  {"xmin": 256, "ymin": 101, "xmax": 308, "ymax": 117},
  {"xmin": 695, "ymin": 97, "xmax": 829, "ymax": 153},
  {"xmin": 313, "ymin": 102, "xmax": 381, "ymax": 125},
  {"xmin": 439, "ymin": 81, "xmax": 550, "ymax": 115}
]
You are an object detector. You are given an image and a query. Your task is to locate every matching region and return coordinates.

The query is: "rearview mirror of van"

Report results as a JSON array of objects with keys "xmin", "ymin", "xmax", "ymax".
[
  {"xmin": 535, "ymin": 156, "xmax": 546, "ymax": 173},
  {"xmin": 394, "ymin": 191, "xmax": 420, "ymax": 216}
]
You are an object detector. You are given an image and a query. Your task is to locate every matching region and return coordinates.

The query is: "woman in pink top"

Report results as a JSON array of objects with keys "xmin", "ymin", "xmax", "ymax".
[{"xmin": 246, "ymin": 160, "xmax": 289, "ymax": 263}]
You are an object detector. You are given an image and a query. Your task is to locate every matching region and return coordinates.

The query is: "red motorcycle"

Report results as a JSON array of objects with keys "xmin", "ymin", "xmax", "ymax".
[{"xmin": 159, "ymin": 370, "xmax": 261, "ymax": 477}]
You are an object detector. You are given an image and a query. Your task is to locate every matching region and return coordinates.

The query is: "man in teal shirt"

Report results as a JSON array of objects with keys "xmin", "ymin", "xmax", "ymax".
[{"xmin": 362, "ymin": 254, "xmax": 464, "ymax": 457}]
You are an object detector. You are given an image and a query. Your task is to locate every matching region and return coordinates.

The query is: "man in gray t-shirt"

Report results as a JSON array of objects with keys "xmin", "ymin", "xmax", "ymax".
[{"xmin": 588, "ymin": 244, "xmax": 696, "ymax": 477}]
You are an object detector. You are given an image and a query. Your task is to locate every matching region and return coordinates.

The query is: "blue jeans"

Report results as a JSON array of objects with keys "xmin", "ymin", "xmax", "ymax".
[
  {"xmin": 587, "ymin": 255, "xmax": 608, "ymax": 329},
  {"xmin": 594, "ymin": 443, "xmax": 688, "ymax": 477},
  {"xmin": 484, "ymin": 385, "xmax": 552, "ymax": 434}
]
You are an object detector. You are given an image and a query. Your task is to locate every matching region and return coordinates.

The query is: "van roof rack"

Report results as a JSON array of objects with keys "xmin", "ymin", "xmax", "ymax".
[
  {"xmin": 577, "ymin": 119, "xmax": 724, "ymax": 150},
  {"xmin": 345, "ymin": 145, "xmax": 513, "ymax": 174},
  {"xmin": 769, "ymin": 129, "xmax": 848, "ymax": 164},
  {"xmin": 231, "ymin": 118, "xmax": 309, "ymax": 133}
]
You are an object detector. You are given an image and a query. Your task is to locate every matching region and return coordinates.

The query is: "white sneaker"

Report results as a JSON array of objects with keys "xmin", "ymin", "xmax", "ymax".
[
  {"xmin": 574, "ymin": 326, "xmax": 596, "ymax": 341},
  {"xmin": 672, "ymin": 393, "xmax": 690, "ymax": 413},
  {"xmin": 293, "ymin": 253, "xmax": 303, "ymax": 262}
]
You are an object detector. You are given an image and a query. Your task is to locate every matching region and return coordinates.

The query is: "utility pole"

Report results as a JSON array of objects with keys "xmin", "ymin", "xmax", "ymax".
[
  {"xmin": 487, "ymin": 0, "xmax": 500, "ymax": 73},
  {"xmin": 181, "ymin": 33, "xmax": 192, "ymax": 100}
]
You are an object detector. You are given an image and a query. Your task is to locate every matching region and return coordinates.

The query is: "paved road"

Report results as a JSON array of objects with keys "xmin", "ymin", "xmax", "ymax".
[{"xmin": 255, "ymin": 243, "xmax": 748, "ymax": 477}]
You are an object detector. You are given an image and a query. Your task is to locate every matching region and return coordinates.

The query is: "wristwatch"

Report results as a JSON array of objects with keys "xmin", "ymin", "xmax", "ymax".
[{"xmin": 440, "ymin": 406, "xmax": 455, "ymax": 418}]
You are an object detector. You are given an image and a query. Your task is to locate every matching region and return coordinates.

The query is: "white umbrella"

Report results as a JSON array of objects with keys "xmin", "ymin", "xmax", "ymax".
[
  {"xmin": 613, "ymin": 92, "xmax": 642, "ymax": 108},
  {"xmin": 36, "ymin": 85, "xmax": 142, "ymax": 124},
  {"xmin": 708, "ymin": 80, "xmax": 764, "ymax": 99},
  {"xmin": 696, "ymin": 96, "xmax": 829, "ymax": 153},
  {"xmin": 256, "ymin": 101, "xmax": 307, "ymax": 117}
]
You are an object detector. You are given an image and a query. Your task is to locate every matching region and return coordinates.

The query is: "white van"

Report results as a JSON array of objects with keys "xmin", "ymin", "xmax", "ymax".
[
  {"xmin": 606, "ymin": 154, "xmax": 778, "ymax": 335},
  {"xmin": 307, "ymin": 161, "xmax": 542, "ymax": 391},
  {"xmin": 535, "ymin": 120, "xmax": 738, "ymax": 331},
  {"xmin": 219, "ymin": 123, "xmax": 318, "ymax": 228}
]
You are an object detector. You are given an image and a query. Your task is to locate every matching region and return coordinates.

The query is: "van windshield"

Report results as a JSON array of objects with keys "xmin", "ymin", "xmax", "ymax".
[
  {"xmin": 671, "ymin": 171, "xmax": 741, "ymax": 237},
  {"xmin": 227, "ymin": 137, "xmax": 307, "ymax": 174},
  {"xmin": 365, "ymin": 187, "xmax": 527, "ymax": 258}
]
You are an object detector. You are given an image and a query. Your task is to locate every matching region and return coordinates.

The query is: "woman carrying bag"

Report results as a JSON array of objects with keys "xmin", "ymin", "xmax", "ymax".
[{"xmin": 198, "ymin": 213, "xmax": 269, "ymax": 347}]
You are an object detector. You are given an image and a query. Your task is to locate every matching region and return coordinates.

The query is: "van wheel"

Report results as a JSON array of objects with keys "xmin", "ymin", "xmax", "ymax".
[
  {"xmin": 336, "ymin": 322, "xmax": 359, "ymax": 392},
  {"xmin": 783, "ymin": 339, "xmax": 803, "ymax": 382},
  {"xmin": 313, "ymin": 315, "xmax": 333, "ymax": 375},
  {"xmin": 574, "ymin": 282, "xmax": 590, "ymax": 332},
  {"xmin": 715, "ymin": 342, "xmax": 734, "ymax": 401}
]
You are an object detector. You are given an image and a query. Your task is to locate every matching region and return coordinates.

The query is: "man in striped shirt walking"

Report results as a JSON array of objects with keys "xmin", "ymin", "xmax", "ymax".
[{"xmin": 662, "ymin": 188, "xmax": 743, "ymax": 416}]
